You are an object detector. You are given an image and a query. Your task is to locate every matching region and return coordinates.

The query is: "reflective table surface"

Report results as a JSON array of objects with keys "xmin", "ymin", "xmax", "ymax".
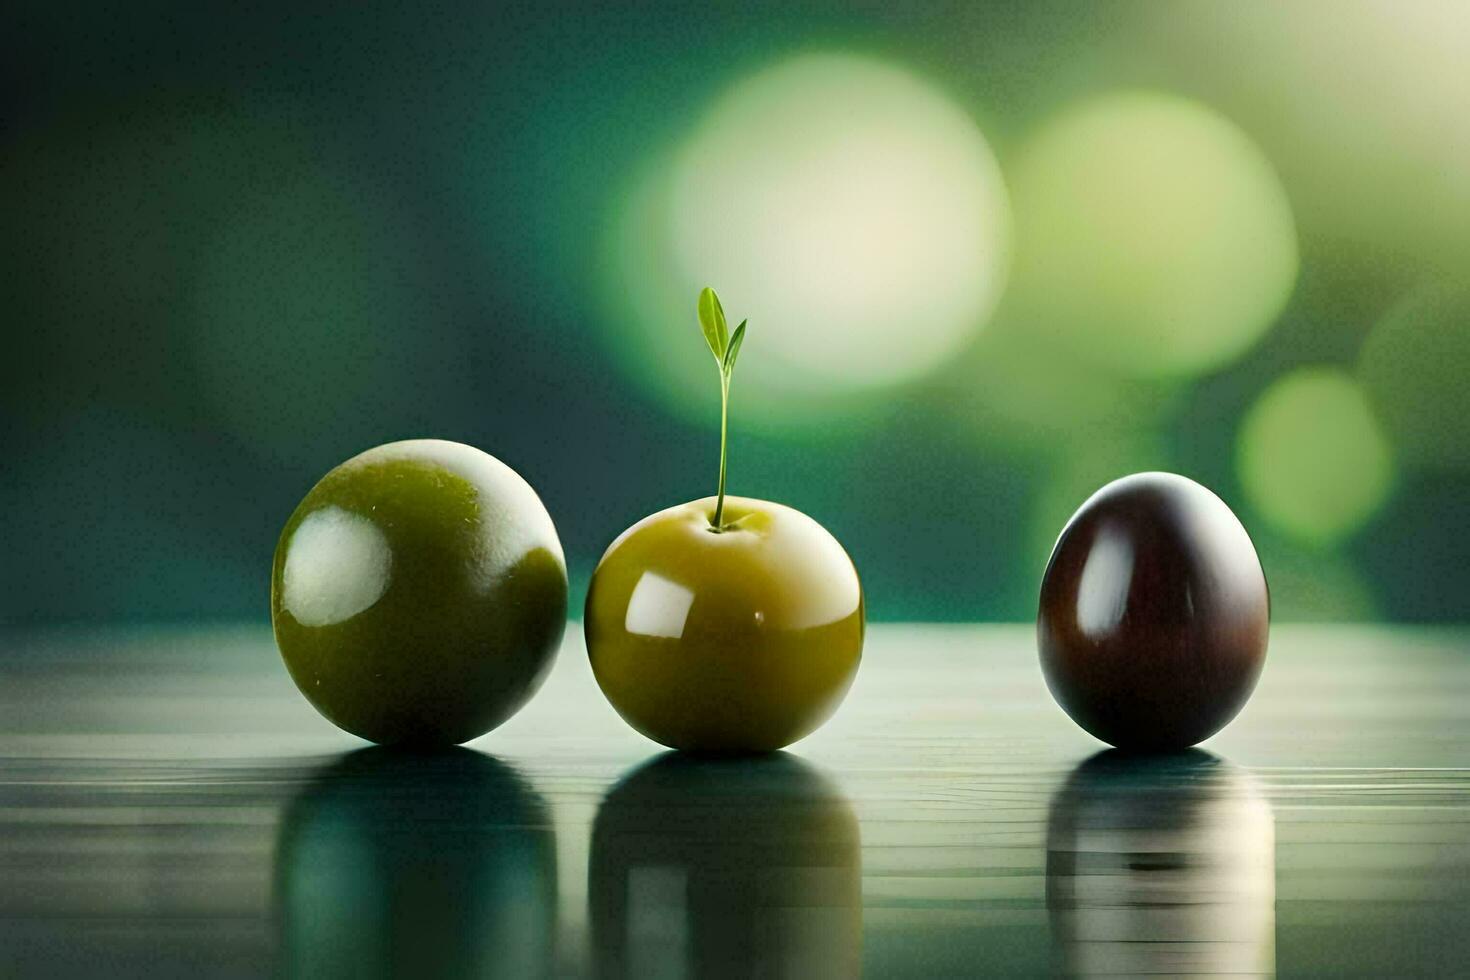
[{"xmin": 1, "ymin": 625, "xmax": 1467, "ymax": 978}]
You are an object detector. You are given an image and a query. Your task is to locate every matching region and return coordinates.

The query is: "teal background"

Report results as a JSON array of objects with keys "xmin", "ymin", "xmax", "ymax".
[{"xmin": 3, "ymin": 1, "xmax": 1467, "ymax": 624}]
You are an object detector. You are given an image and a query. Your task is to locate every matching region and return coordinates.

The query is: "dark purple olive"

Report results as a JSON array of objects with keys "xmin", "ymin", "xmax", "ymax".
[{"xmin": 1038, "ymin": 472, "xmax": 1269, "ymax": 751}]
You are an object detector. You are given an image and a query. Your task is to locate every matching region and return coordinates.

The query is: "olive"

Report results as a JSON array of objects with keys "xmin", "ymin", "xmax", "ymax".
[
  {"xmin": 274, "ymin": 747, "xmax": 557, "ymax": 978},
  {"xmin": 271, "ymin": 439, "xmax": 567, "ymax": 745},
  {"xmin": 585, "ymin": 496, "xmax": 864, "ymax": 753},
  {"xmin": 589, "ymin": 752, "xmax": 861, "ymax": 979},
  {"xmin": 1038, "ymin": 472, "xmax": 1269, "ymax": 751}
]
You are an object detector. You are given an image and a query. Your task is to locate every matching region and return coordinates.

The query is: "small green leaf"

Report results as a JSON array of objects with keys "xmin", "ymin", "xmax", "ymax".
[
  {"xmin": 698, "ymin": 286, "xmax": 728, "ymax": 361},
  {"xmin": 723, "ymin": 319, "xmax": 747, "ymax": 374},
  {"xmin": 712, "ymin": 293, "xmax": 729, "ymax": 352}
]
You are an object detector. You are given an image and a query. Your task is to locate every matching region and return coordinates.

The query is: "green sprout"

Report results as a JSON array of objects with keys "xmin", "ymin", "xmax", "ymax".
[{"xmin": 697, "ymin": 286, "xmax": 747, "ymax": 531}]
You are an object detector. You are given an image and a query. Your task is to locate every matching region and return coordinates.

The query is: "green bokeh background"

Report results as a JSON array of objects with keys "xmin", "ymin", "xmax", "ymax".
[{"xmin": 3, "ymin": 1, "xmax": 1467, "ymax": 625}]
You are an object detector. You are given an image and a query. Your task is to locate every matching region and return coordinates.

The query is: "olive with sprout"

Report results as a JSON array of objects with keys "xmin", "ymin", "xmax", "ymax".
[{"xmin": 585, "ymin": 289, "xmax": 864, "ymax": 753}]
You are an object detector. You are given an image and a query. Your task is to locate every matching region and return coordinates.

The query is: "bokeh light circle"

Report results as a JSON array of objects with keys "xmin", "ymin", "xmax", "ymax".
[
  {"xmin": 1009, "ymin": 91, "xmax": 1298, "ymax": 378},
  {"xmin": 1144, "ymin": 2, "xmax": 1470, "ymax": 271},
  {"xmin": 1358, "ymin": 281, "xmax": 1470, "ymax": 471},
  {"xmin": 605, "ymin": 53, "xmax": 1011, "ymax": 424},
  {"xmin": 1236, "ymin": 367, "xmax": 1394, "ymax": 546}
]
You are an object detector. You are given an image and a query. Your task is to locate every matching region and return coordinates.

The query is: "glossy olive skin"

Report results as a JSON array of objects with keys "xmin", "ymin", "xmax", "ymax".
[
  {"xmin": 275, "ymin": 747, "xmax": 557, "ymax": 979},
  {"xmin": 1038, "ymin": 472, "xmax": 1269, "ymax": 751},
  {"xmin": 590, "ymin": 752, "xmax": 861, "ymax": 979},
  {"xmin": 272, "ymin": 440, "xmax": 567, "ymax": 745},
  {"xmin": 585, "ymin": 496, "xmax": 863, "ymax": 753}
]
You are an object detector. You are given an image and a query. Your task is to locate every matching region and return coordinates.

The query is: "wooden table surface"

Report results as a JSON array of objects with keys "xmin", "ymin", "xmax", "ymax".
[{"xmin": 2, "ymin": 624, "xmax": 1467, "ymax": 978}]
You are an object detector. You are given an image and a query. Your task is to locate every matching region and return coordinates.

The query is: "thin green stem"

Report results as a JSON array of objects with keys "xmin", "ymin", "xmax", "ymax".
[{"xmin": 713, "ymin": 372, "xmax": 730, "ymax": 529}]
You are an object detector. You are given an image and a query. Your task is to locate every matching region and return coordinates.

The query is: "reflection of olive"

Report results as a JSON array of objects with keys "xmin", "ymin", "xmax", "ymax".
[
  {"xmin": 274, "ymin": 747, "xmax": 557, "ymax": 980},
  {"xmin": 1046, "ymin": 750, "xmax": 1275, "ymax": 977},
  {"xmin": 590, "ymin": 752, "xmax": 861, "ymax": 979},
  {"xmin": 272, "ymin": 439, "xmax": 568, "ymax": 745}
]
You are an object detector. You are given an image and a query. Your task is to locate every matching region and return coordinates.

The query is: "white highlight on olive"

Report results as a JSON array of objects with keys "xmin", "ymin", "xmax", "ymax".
[
  {"xmin": 1075, "ymin": 525, "xmax": 1135, "ymax": 639},
  {"xmin": 625, "ymin": 571, "xmax": 697, "ymax": 640},
  {"xmin": 281, "ymin": 506, "xmax": 392, "ymax": 627}
]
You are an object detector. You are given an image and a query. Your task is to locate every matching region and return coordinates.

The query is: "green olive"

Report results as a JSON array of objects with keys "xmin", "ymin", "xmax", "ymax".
[
  {"xmin": 585, "ymin": 495, "xmax": 864, "ymax": 753},
  {"xmin": 271, "ymin": 439, "xmax": 567, "ymax": 745}
]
